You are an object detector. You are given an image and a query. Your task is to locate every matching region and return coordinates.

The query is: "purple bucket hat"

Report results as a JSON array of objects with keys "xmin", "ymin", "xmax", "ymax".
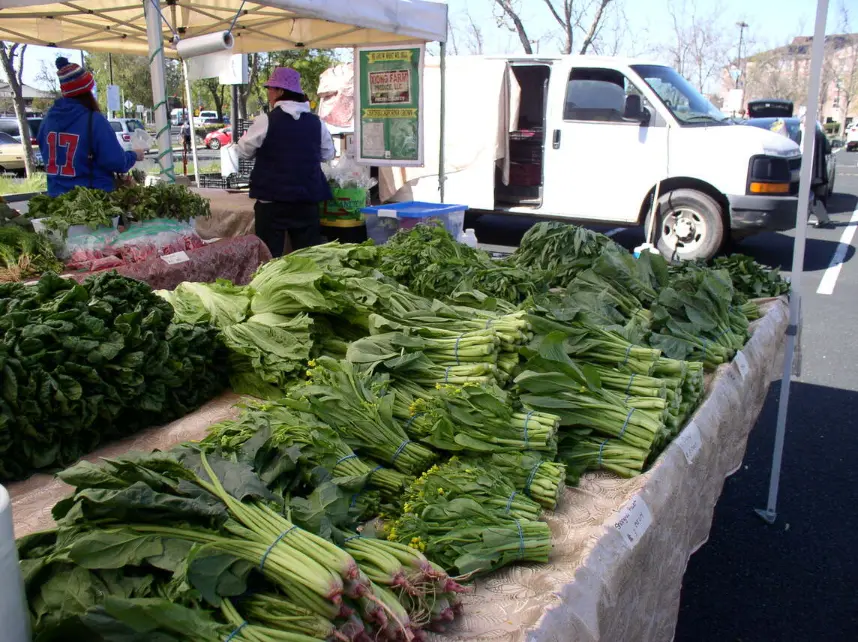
[{"xmin": 264, "ymin": 67, "xmax": 304, "ymax": 95}]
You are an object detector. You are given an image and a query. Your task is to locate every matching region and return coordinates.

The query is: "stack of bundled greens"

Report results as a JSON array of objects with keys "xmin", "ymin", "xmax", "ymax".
[
  {"xmin": 19, "ymin": 448, "xmax": 461, "ymax": 641},
  {"xmin": 200, "ymin": 400, "xmax": 412, "ymax": 503},
  {"xmin": 294, "ymin": 358, "xmax": 438, "ymax": 476},
  {"xmin": 469, "ymin": 451, "xmax": 566, "ymax": 511},
  {"xmin": 112, "ymin": 182, "xmax": 211, "ymax": 222},
  {"xmin": 385, "ymin": 492, "xmax": 552, "ymax": 576},
  {"xmin": 648, "ymin": 268, "xmax": 749, "ymax": 369},
  {"xmin": 28, "ymin": 187, "xmax": 123, "ymax": 237},
  {"xmin": 507, "ymin": 221, "xmax": 620, "ymax": 288},
  {"xmin": 711, "ymin": 253, "xmax": 790, "ymax": 300},
  {"xmin": 376, "ymin": 223, "xmax": 541, "ymax": 303},
  {"xmin": 0, "ymin": 271, "xmax": 228, "ymax": 482},
  {"xmin": 0, "ymin": 225, "xmax": 62, "ymax": 282}
]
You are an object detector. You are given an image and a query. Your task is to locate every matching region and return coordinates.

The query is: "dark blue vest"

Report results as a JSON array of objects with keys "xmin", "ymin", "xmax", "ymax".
[{"xmin": 249, "ymin": 109, "xmax": 333, "ymax": 203}]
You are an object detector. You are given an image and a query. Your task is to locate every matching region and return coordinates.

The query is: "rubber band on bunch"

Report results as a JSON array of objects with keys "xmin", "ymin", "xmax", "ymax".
[
  {"xmin": 619, "ymin": 408, "xmax": 635, "ymax": 439},
  {"xmin": 224, "ymin": 622, "xmax": 247, "ymax": 642},
  {"xmin": 524, "ymin": 461, "xmax": 542, "ymax": 497},
  {"xmin": 597, "ymin": 439, "xmax": 610, "ymax": 465},
  {"xmin": 404, "ymin": 412, "xmax": 425, "ymax": 431},
  {"xmin": 514, "ymin": 519, "xmax": 525, "ymax": 559},
  {"xmin": 622, "ymin": 343, "xmax": 634, "ymax": 367},
  {"xmin": 391, "ymin": 439, "xmax": 411, "ymax": 464},
  {"xmin": 454, "ymin": 334, "xmax": 465, "ymax": 365},
  {"xmin": 522, "ymin": 410, "xmax": 534, "ymax": 447},
  {"xmin": 505, "ymin": 491, "xmax": 518, "ymax": 514},
  {"xmin": 259, "ymin": 526, "xmax": 297, "ymax": 572},
  {"xmin": 335, "ymin": 453, "xmax": 358, "ymax": 468}
]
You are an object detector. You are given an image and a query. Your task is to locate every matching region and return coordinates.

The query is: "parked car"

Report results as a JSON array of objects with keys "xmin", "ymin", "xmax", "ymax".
[
  {"xmin": 744, "ymin": 117, "xmax": 836, "ymax": 201},
  {"xmin": 204, "ymin": 127, "xmax": 232, "ymax": 150},
  {"xmin": 0, "ymin": 131, "xmax": 26, "ymax": 173},
  {"xmin": 0, "ymin": 116, "xmax": 42, "ymax": 145},
  {"xmin": 847, "ymin": 125, "xmax": 858, "ymax": 152},
  {"xmin": 108, "ymin": 118, "xmax": 146, "ymax": 151}
]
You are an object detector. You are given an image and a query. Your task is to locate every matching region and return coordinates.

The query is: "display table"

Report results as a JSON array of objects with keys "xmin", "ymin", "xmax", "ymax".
[
  {"xmin": 192, "ymin": 188, "xmax": 255, "ymax": 239},
  {"xmin": 65, "ymin": 235, "xmax": 271, "ymax": 289},
  {"xmin": 7, "ymin": 299, "xmax": 789, "ymax": 642}
]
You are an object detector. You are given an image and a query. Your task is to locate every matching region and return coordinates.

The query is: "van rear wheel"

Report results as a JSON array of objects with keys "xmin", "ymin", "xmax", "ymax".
[{"xmin": 654, "ymin": 188, "xmax": 724, "ymax": 261}]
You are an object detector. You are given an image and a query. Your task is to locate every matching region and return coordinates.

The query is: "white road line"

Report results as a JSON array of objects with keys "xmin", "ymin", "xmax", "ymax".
[
  {"xmin": 817, "ymin": 205, "xmax": 858, "ymax": 295},
  {"xmin": 605, "ymin": 227, "xmax": 627, "ymax": 237}
]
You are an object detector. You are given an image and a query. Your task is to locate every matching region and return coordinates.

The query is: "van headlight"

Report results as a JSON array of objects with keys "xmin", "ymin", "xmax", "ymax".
[{"xmin": 747, "ymin": 155, "xmax": 791, "ymax": 194}]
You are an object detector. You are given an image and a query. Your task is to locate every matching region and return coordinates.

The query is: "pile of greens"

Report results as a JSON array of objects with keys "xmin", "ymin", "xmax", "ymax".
[
  {"xmin": 376, "ymin": 223, "xmax": 541, "ymax": 303},
  {"xmin": 710, "ymin": 253, "xmax": 790, "ymax": 300},
  {"xmin": 0, "ymin": 225, "xmax": 62, "ymax": 282},
  {"xmin": 0, "ymin": 271, "xmax": 228, "ymax": 481},
  {"xmin": 113, "ymin": 182, "xmax": 211, "ymax": 222},
  {"xmin": 19, "ymin": 448, "xmax": 463, "ymax": 641},
  {"xmin": 28, "ymin": 187, "xmax": 123, "ymax": 237}
]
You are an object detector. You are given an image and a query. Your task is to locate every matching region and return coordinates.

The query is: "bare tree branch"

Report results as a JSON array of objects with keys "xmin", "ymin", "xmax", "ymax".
[
  {"xmin": 579, "ymin": 0, "xmax": 613, "ymax": 54},
  {"xmin": 541, "ymin": 0, "xmax": 566, "ymax": 29},
  {"xmin": 493, "ymin": 0, "xmax": 534, "ymax": 54}
]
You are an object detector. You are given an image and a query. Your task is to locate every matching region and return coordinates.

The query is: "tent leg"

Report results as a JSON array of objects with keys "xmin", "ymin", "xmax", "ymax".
[
  {"xmin": 144, "ymin": 0, "xmax": 174, "ymax": 182},
  {"xmin": 439, "ymin": 40, "xmax": 446, "ymax": 203},
  {"xmin": 183, "ymin": 61, "xmax": 201, "ymax": 188},
  {"xmin": 755, "ymin": 0, "xmax": 828, "ymax": 525}
]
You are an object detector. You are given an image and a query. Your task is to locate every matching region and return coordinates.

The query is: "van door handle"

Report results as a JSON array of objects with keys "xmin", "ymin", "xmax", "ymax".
[{"xmin": 552, "ymin": 129, "xmax": 561, "ymax": 149}]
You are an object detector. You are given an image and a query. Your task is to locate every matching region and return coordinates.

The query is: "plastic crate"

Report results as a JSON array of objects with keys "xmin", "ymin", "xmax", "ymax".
[
  {"xmin": 361, "ymin": 201, "xmax": 467, "ymax": 245},
  {"xmin": 509, "ymin": 162, "xmax": 542, "ymax": 186}
]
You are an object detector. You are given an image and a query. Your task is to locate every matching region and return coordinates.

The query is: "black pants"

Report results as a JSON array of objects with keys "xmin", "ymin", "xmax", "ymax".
[{"xmin": 254, "ymin": 200, "xmax": 322, "ymax": 258}]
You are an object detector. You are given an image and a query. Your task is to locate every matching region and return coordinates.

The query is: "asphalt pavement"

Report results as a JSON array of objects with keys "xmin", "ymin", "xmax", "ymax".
[{"xmin": 471, "ymin": 153, "xmax": 858, "ymax": 640}]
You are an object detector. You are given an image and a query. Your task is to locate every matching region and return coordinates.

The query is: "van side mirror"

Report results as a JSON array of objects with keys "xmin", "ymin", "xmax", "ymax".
[{"xmin": 623, "ymin": 94, "xmax": 650, "ymax": 125}]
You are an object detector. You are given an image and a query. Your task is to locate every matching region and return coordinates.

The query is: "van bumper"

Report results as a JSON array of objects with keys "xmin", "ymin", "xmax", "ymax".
[{"xmin": 727, "ymin": 194, "xmax": 797, "ymax": 232}]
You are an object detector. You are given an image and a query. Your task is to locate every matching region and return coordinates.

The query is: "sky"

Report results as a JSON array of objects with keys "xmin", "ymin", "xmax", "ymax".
[{"xmin": 4, "ymin": 0, "xmax": 847, "ymax": 92}]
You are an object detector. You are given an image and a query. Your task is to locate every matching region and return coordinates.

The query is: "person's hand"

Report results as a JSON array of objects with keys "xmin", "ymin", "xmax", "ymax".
[{"xmin": 134, "ymin": 149, "xmax": 145, "ymax": 161}]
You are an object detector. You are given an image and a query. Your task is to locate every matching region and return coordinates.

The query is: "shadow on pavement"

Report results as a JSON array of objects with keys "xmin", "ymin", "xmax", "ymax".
[
  {"xmin": 826, "ymin": 190, "xmax": 857, "ymax": 215},
  {"xmin": 676, "ymin": 380, "xmax": 858, "ymax": 642},
  {"xmin": 736, "ymin": 232, "xmax": 854, "ymax": 272}
]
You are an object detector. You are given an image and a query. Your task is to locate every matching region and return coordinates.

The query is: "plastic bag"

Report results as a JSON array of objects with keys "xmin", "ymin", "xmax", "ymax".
[
  {"xmin": 63, "ymin": 228, "xmax": 120, "ymax": 269},
  {"xmin": 112, "ymin": 219, "xmax": 204, "ymax": 264},
  {"xmin": 131, "ymin": 129, "xmax": 153, "ymax": 152},
  {"xmin": 324, "ymin": 156, "xmax": 377, "ymax": 190}
]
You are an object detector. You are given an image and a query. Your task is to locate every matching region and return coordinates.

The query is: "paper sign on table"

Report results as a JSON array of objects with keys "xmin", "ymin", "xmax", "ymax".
[
  {"xmin": 735, "ymin": 350, "xmax": 750, "ymax": 379},
  {"xmin": 613, "ymin": 495, "xmax": 652, "ymax": 549},
  {"xmin": 161, "ymin": 251, "xmax": 190, "ymax": 265},
  {"xmin": 675, "ymin": 420, "xmax": 703, "ymax": 464}
]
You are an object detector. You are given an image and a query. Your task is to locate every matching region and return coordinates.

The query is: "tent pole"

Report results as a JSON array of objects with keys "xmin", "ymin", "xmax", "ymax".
[
  {"xmin": 439, "ymin": 40, "xmax": 446, "ymax": 203},
  {"xmin": 183, "ymin": 61, "xmax": 201, "ymax": 188},
  {"xmin": 144, "ymin": 0, "xmax": 175, "ymax": 183},
  {"xmin": 755, "ymin": 0, "xmax": 829, "ymax": 525}
]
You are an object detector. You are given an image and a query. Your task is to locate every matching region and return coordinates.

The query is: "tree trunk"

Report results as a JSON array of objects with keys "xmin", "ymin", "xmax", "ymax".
[{"xmin": 0, "ymin": 42, "xmax": 35, "ymax": 177}]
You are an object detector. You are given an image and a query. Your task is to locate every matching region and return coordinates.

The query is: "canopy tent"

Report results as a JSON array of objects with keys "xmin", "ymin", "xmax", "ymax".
[
  {"xmin": 0, "ymin": 0, "xmax": 448, "ymax": 55},
  {"xmin": 0, "ymin": 0, "xmax": 449, "ymax": 189}
]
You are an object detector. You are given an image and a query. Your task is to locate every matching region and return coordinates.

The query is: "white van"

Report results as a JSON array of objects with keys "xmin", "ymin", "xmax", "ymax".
[{"xmin": 381, "ymin": 56, "xmax": 801, "ymax": 260}]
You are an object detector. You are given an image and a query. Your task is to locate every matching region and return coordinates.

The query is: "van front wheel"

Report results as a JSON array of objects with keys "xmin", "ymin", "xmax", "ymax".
[{"xmin": 654, "ymin": 189, "xmax": 724, "ymax": 261}]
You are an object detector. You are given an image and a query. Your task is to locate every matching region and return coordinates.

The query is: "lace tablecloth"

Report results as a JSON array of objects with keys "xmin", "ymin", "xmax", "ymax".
[
  {"xmin": 8, "ymin": 299, "xmax": 789, "ymax": 642},
  {"xmin": 66, "ymin": 235, "xmax": 270, "ymax": 289}
]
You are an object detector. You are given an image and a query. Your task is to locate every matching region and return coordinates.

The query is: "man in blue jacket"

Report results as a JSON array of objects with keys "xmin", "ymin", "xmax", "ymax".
[{"xmin": 38, "ymin": 57, "xmax": 142, "ymax": 197}]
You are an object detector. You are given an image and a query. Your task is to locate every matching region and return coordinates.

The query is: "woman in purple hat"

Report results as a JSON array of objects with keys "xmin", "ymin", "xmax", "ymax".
[{"xmin": 236, "ymin": 67, "xmax": 335, "ymax": 256}]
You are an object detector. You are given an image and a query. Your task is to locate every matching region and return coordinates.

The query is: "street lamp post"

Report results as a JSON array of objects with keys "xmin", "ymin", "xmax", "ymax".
[{"xmin": 736, "ymin": 21, "xmax": 749, "ymax": 115}]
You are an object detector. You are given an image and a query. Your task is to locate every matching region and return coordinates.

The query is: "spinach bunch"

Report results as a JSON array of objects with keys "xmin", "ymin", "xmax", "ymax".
[
  {"xmin": 113, "ymin": 182, "xmax": 211, "ymax": 222},
  {"xmin": 28, "ymin": 187, "xmax": 123, "ymax": 237},
  {"xmin": 0, "ymin": 271, "xmax": 228, "ymax": 481}
]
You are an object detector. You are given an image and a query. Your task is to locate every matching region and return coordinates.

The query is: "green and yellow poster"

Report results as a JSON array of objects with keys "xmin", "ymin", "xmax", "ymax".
[{"xmin": 355, "ymin": 45, "xmax": 424, "ymax": 166}]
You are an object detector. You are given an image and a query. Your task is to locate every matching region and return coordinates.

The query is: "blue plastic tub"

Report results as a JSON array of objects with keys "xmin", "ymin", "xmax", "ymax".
[{"xmin": 361, "ymin": 201, "xmax": 468, "ymax": 245}]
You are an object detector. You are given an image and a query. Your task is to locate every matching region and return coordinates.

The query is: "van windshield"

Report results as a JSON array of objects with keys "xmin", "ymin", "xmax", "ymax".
[{"xmin": 630, "ymin": 64, "xmax": 729, "ymax": 126}]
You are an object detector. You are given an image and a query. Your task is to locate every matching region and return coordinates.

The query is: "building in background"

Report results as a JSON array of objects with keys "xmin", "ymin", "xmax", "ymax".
[
  {"xmin": 0, "ymin": 82, "xmax": 52, "ymax": 116},
  {"xmin": 721, "ymin": 33, "xmax": 858, "ymax": 131}
]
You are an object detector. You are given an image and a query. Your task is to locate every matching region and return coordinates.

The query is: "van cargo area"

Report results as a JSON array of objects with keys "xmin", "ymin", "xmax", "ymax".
[{"xmin": 495, "ymin": 64, "xmax": 550, "ymax": 209}]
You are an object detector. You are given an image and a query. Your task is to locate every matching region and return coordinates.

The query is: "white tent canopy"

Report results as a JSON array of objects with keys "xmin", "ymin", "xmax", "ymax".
[
  {"xmin": 0, "ymin": 0, "xmax": 449, "ymax": 188},
  {"xmin": 0, "ymin": 0, "xmax": 448, "ymax": 55}
]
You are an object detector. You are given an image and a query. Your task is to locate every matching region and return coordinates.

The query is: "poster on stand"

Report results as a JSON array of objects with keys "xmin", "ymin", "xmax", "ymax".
[{"xmin": 354, "ymin": 44, "xmax": 424, "ymax": 166}]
